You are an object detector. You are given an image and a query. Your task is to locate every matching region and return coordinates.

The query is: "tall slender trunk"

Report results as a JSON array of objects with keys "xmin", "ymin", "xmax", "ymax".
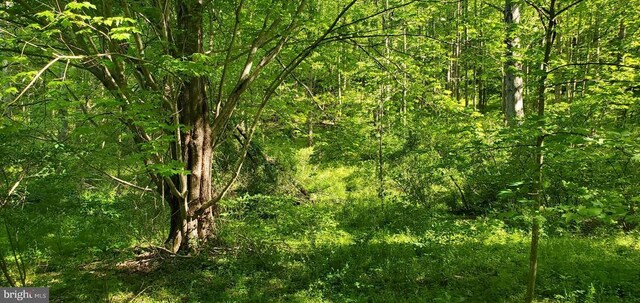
[
  {"xmin": 504, "ymin": 0, "xmax": 524, "ymax": 123},
  {"xmin": 337, "ymin": 53, "xmax": 343, "ymax": 118},
  {"xmin": 477, "ymin": 65, "xmax": 486, "ymax": 112},
  {"xmin": 377, "ymin": 0, "xmax": 390, "ymax": 203},
  {"xmin": 454, "ymin": 0, "xmax": 462, "ymax": 102},
  {"xmin": 554, "ymin": 33, "xmax": 563, "ymax": 102},
  {"xmin": 581, "ymin": 14, "xmax": 593, "ymax": 96},
  {"xmin": 402, "ymin": 25, "xmax": 408, "ymax": 126},
  {"xmin": 477, "ymin": 23, "xmax": 487, "ymax": 113},
  {"xmin": 463, "ymin": 0, "xmax": 470, "ymax": 106},
  {"xmin": 615, "ymin": 20, "xmax": 626, "ymax": 66},
  {"xmin": 377, "ymin": 89, "xmax": 384, "ymax": 202},
  {"xmin": 526, "ymin": 1, "xmax": 557, "ymax": 301},
  {"xmin": 567, "ymin": 36, "xmax": 576, "ymax": 103}
]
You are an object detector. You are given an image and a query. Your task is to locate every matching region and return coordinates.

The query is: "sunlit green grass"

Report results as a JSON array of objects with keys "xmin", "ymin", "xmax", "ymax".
[
  {"xmin": 2, "ymin": 154, "xmax": 640, "ymax": 302},
  {"xmin": 5, "ymin": 193, "xmax": 640, "ymax": 302}
]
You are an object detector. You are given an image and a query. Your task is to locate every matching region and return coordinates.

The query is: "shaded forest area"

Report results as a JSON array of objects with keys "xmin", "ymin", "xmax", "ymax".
[{"xmin": 1, "ymin": 0, "xmax": 640, "ymax": 302}]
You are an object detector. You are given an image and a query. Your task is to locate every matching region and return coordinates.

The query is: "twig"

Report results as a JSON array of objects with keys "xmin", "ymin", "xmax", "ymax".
[
  {"xmin": 127, "ymin": 283, "xmax": 149, "ymax": 303},
  {"xmin": 1, "ymin": 172, "xmax": 26, "ymax": 207}
]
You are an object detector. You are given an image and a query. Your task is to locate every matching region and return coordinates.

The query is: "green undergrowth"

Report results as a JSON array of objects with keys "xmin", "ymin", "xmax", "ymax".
[{"xmin": 4, "ymin": 193, "xmax": 640, "ymax": 302}]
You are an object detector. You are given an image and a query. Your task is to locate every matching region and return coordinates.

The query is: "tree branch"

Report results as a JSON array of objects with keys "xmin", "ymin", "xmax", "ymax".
[
  {"xmin": 556, "ymin": 0, "xmax": 586, "ymax": 16},
  {"xmin": 196, "ymin": 0, "xmax": 359, "ymax": 215},
  {"xmin": 547, "ymin": 62, "xmax": 640, "ymax": 74}
]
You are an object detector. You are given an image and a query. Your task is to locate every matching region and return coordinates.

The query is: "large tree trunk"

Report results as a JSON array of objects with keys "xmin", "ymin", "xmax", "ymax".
[
  {"xmin": 164, "ymin": 0, "xmax": 216, "ymax": 253},
  {"xmin": 1, "ymin": 0, "xmax": 355, "ymax": 255},
  {"xmin": 503, "ymin": 0, "xmax": 524, "ymax": 123}
]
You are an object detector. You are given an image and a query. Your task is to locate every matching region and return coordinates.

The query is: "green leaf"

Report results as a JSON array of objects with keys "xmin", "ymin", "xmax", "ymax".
[
  {"xmin": 4, "ymin": 87, "xmax": 18, "ymax": 95},
  {"xmin": 110, "ymin": 32, "xmax": 131, "ymax": 40},
  {"xmin": 65, "ymin": 1, "xmax": 97, "ymax": 11},
  {"xmin": 498, "ymin": 189, "xmax": 514, "ymax": 198},
  {"xmin": 35, "ymin": 11, "xmax": 56, "ymax": 21},
  {"xmin": 109, "ymin": 26, "xmax": 140, "ymax": 41},
  {"xmin": 577, "ymin": 207, "xmax": 603, "ymax": 217},
  {"xmin": 509, "ymin": 181, "xmax": 525, "ymax": 187}
]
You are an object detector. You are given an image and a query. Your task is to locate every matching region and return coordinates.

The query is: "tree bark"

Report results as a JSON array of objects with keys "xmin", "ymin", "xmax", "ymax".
[
  {"xmin": 503, "ymin": 0, "xmax": 524, "ymax": 123},
  {"xmin": 164, "ymin": 0, "xmax": 216, "ymax": 253},
  {"xmin": 378, "ymin": 0, "xmax": 390, "ymax": 203},
  {"xmin": 0, "ymin": 250, "xmax": 16, "ymax": 287}
]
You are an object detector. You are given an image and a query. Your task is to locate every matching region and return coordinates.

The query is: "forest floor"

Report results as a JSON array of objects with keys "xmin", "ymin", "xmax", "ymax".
[{"xmin": 6, "ymin": 193, "xmax": 640, "ymax": 303}]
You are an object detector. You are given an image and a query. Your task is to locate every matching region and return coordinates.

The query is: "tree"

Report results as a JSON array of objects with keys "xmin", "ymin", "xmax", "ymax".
[
  {"xmin": 0, "ymin": 0, "xmax": 357, "ymax": 253},
  {"xmin": 523, "ymin": 0, "xmax": 586, "ymax": 301},
  {"xmin": 503, "ymin": 0, "xmax": 524, "ymax": 122}
]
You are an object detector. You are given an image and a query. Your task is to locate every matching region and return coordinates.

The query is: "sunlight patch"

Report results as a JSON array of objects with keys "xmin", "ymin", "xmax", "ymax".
[
  {"xmin": 369, "ymin": 232, "xmax": 421, "ymax": 245},
  {"xmin": 483, "ymin": 228, "xmax": 525, "ymax": 245},
  {"xmin": 314, "ymin": 229, "xmax": 354, "ymax": 247}
]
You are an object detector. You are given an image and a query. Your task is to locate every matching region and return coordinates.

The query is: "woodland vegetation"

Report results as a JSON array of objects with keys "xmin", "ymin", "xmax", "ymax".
[{"xmin": 1, "ymin": 0, "xmax": 639, "ymax": 302}]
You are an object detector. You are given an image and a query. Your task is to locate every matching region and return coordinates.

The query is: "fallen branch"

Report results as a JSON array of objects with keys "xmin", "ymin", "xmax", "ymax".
[{"xmin": 1, "ymin": 172, "xmax": 26, "ymax": 207}]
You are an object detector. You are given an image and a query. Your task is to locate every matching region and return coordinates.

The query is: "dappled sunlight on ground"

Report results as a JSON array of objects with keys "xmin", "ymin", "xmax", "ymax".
[{"xmin": 9, "ymin": 196, "xmax": 636, "ymax": 302}]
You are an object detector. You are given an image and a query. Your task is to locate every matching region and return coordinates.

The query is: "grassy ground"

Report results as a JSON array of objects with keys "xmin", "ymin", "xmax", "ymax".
[
  {"xmin": 2, "ymin": 151, "xmax": 639, "ymax": 302},
  {"xmin": 3, "ymin": 193, "xmax": 640, "ymax": 303}
]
